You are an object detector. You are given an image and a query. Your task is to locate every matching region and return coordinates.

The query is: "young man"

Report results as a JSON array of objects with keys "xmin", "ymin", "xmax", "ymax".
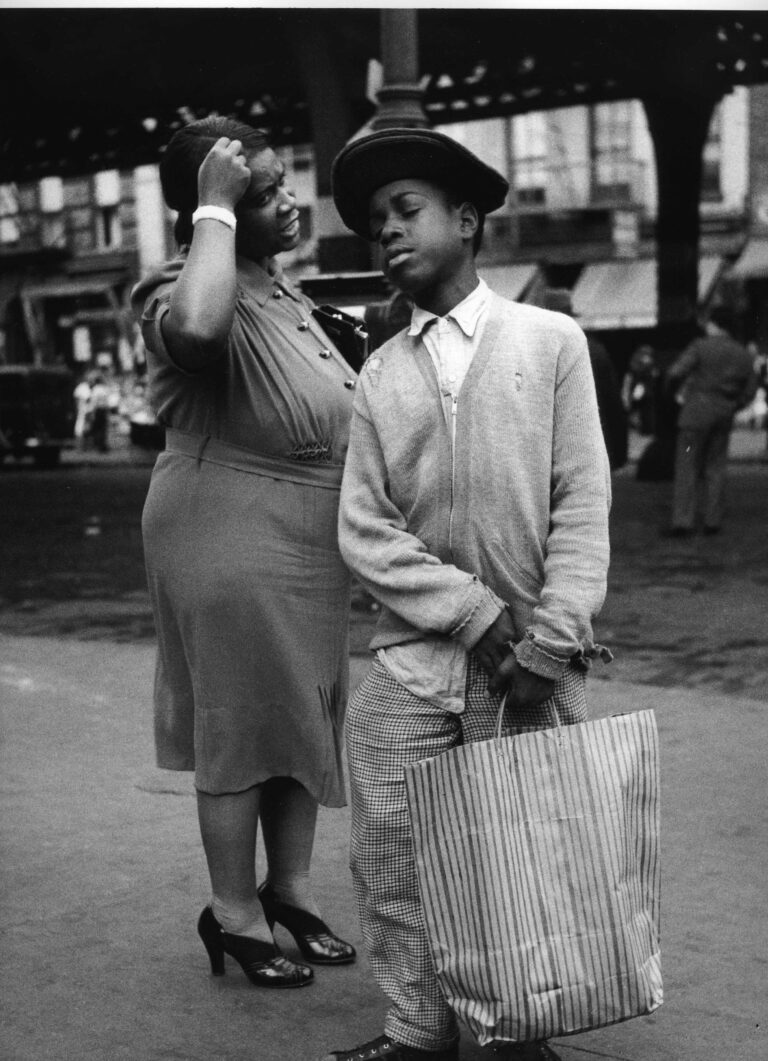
[
  {"xmin": 323, "ymin": 128, "xmax": 612, "ymax": 1061},
  {"xmin": 665, "ymin": 304, "xmax": 757, "ymax": 537}
]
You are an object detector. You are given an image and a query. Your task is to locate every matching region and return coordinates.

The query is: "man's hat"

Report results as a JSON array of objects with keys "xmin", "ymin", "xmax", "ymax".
[{"xmin": 331, "ymin": 126, "xmax": 509, "ymax": 240}]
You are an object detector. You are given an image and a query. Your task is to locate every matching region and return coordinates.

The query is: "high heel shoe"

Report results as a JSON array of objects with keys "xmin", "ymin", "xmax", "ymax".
[
  {"xmin": 197, "ymin": 906, "xmax": 314, "ymax": 988},
  {"xmin": 258, "ymin": 882, "xmax": 356, "ymax": 966}
]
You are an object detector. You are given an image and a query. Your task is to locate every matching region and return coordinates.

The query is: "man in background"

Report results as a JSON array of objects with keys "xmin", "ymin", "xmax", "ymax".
[
  {"xmin": 542, "ymin": 288, "xmax": 627, "ymax": 470},
  {"xmin": 665, "ymin": 305, "xmax": 757, "ymax": 537}
]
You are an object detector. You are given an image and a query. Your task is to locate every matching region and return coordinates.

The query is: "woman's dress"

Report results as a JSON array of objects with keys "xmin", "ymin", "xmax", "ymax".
[{"xmin": 132, "ymin": 255, "xmax": 356, "ymax": 803}]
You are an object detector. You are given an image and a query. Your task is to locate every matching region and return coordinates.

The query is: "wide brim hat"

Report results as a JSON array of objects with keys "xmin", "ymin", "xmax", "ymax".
[{"xmin": 331, "ymin": 126, "xmax": 509, "ymax": 240}]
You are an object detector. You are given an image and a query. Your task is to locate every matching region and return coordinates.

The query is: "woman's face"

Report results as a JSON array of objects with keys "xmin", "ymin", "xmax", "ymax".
[{"xmin": 235, "ymin": 148, "xmax": 300, "ymax": 262}]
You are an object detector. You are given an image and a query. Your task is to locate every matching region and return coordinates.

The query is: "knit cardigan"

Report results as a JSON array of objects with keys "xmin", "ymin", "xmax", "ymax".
[{"xmin": 338, "ymin": 293, "xmax": 612, "ymax": 680}]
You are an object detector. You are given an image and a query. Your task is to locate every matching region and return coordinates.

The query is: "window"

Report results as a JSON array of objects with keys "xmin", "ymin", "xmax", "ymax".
[
  {"xmin": 701, "ymin": 103, "xmax": 722, "ymax": 201},
  {"xmin": 96, "ymin": 204, "xmax": 122, "ymax": 249},
  {"xmin": 0, "ymin": 183, "xmax": 20, "ymax": 244},
  {"xmin": 591, "ymin": 102, "xmax": 633, "ymax": 204},
  {"xmin": 41, "ymin": 215, "xmax": 66, "ymax": 248},
  {"xmin": 513, "ymin": 113, "xmax": 548, "ymax": 206},
  {"xmin": 92, "ymin": 170, "xmax": 122, "ymax": 248},
  {"xmin": 93, "ymin": 170, "xmax": 120, "ymax": 206},
  {"xmin": 39, "ymin": 176, "xmax": 66, "ymax": 247},
  {"xmin": 290, "ymin": 144, "xmax": 313, "ymax": 173},
  {"xmin": 39, "ymin": 176, "xmax": 64, "ymax": 213},
  {"xmin": 298, "ymin": 205, "xmax": 312, "ymax": 242}
]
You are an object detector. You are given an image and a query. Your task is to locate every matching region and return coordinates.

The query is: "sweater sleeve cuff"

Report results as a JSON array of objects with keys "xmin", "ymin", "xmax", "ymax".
[
  {"xmin": 513, "ymin": 635, "xmax": 569, "ymax": 681},
  {"xmin": 451, "ymin": 585, "xmax": 505, "ymax": 650}
]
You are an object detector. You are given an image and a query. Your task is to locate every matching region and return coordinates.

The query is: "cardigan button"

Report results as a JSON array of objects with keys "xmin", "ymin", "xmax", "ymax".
[
  {"xmin": 298, "ymin": 320, "xmax": 310, "ymax": 331},
  {"xmin": 319, "ymin": 349, "xmax": 331, "ymax": 359},
  {"xmin": 272, "ymin": 289, "xmax": 283, "ymax": 299},
  {"xmin": 344, "ymin": 379, "xmax": 356, "ymax": 390}
]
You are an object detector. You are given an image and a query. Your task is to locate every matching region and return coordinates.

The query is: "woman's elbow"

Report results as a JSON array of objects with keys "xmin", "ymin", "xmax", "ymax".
[{"xmin": 163, "ymin": 314, "xmax": 228, "ymax": 371}]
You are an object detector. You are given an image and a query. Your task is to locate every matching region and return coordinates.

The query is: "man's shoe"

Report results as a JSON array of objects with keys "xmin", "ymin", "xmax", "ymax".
[
  {"xmin": 484, "ymin": 1044, "xmax": 562, "ymax": 1060},
  {"xmin": 319, "ymin": 1033, "xmax": 459, "ymax": 1061}
]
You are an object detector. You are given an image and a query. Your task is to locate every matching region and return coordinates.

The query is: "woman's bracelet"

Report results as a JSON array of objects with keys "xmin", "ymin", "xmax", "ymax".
[{"xmin": 192, "ymin": 205, "xmax": 237, "ymax": 231}]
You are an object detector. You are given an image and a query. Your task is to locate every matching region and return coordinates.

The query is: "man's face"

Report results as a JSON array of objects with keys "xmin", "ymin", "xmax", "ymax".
[{"xmin": 367, "ymin": 179, "xmax": 472, "ymax": 299}]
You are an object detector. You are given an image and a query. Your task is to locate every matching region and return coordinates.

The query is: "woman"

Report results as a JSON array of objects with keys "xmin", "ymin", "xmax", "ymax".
[
  {"xmin": 131, "ymin": 117, "xmax": 357, "ymax": 989},
  {"xmin": 73, "ymin": 372, "xmax": 92, "ymax": 449}
]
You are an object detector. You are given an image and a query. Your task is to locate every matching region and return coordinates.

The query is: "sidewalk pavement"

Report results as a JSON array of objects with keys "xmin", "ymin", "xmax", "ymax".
[
  {"xmin": 60, "ymin": 429, "xmax": 157, "ymax": 469},
  {"xmin": 1, "ymin": 637, "xmax": 765, "ymax": 1061}
]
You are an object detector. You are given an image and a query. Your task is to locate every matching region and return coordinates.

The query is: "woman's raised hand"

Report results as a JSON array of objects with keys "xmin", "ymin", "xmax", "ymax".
[{"xmin": 197, "ymin": 138, "xmax": 251, "ymax": 211}]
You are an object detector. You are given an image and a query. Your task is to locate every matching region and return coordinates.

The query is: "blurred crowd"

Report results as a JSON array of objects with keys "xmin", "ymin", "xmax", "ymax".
[{"xmin": 72, "ymin": 366, "xmax": 150, "ymax": 452}]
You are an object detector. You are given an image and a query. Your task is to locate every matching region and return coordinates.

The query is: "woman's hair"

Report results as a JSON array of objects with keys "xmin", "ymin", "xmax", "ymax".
[{"xmin": 159, "ymin": 116, "xmax": 270, "ymax": 245}]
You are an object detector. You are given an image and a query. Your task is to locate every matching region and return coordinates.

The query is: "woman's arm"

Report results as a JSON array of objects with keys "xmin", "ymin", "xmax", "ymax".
[{"xmin": 163, "ymin": 138, "xmax": 251, "ymax": 372}]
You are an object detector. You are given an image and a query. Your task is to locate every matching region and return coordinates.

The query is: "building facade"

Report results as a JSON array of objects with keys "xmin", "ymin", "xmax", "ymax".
[
  {"xmin": 445, "ymin": 87, "xmax": 755, "ymax": 346},
  {"xmin": 0, "ymin": 142, "xmax": 318, "ymax": 375},
  {"xmin": 1, "ymin": 85, "xmax": 766, "ymax": 374}
]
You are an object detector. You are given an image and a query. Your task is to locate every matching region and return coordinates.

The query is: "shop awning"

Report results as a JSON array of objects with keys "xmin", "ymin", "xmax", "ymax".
[
  {"xmin": 571, "ymin": 256, "xmax": 722, "ymax": 330},
  {"xmin": 20, "ymin": 277, "xmax": 120, "ymax": 300},
  {"xmin": 728, "ymin": 238, "xmax": 768, "ymax": 280},
  {"xmin": 482, "ymin": 263, "xmax": 540, "ymax": 302},
  {"xmin": 18, "ymin": 276, "xmax": 132, "ymax": 365}
]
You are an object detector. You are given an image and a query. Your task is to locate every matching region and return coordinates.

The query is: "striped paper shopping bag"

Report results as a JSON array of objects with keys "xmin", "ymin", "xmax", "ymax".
[{"xmin": 404, "ymin": 709, "xmax": 662, "ymax": 1046}]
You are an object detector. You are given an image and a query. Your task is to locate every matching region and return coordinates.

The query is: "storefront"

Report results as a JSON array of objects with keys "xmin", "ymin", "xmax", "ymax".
[
  {"xmin": 727, "ymin": 237, "xmax": 768, "ymax": 351},
  {"xmin": 18, "ymin": 274, "xmax": 138, "ymax": 373}
]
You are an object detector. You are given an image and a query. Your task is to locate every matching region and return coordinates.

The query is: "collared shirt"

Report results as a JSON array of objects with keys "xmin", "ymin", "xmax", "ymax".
[
  {"xmin": 409, "ymin": 278, "xmax": 491, "ymax": 444},
  {"xmin": 378, "ymin": 278, "xmax": 493, "ymax": 713}
]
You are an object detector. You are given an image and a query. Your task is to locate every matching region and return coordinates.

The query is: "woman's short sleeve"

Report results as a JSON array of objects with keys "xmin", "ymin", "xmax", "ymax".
[{"xmin": 139, "ymin": 283, "xmax": 175, "ymax": 365}]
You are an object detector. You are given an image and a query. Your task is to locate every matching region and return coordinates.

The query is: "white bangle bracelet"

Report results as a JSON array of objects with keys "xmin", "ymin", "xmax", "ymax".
[{"xmin": 192, "ymin": 205, "xmax": 237, "ymax": 231}]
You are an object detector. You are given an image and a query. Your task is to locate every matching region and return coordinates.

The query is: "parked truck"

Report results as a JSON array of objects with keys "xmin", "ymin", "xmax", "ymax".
[{"xmin": 0, "ymin": 365, "xmax": 76, "ymax": 468}]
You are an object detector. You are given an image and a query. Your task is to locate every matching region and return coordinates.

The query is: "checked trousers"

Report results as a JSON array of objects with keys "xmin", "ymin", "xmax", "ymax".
[{"xmin": 346, "ymin": 655, "xmax": 587, "ymax": 1052}]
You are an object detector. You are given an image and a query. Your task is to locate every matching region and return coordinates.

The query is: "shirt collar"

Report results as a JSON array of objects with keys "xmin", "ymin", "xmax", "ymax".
[
  {"xmin": 408, "ymin": 278, "xmax": 490, "ymax": 340},
  {"xmin": 235, "ymin": 256, "xmax": 301, "ymax": 307}
]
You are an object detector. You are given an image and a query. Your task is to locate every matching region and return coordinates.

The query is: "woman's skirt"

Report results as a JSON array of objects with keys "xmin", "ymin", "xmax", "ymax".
[{"xmin": 142, "ymin": 430, "xmax": 351, "ymax": 805}]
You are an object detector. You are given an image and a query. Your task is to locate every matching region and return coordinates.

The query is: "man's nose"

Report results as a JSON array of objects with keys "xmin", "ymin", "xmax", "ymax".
[{"xmin": 380, "ymin": 215, "xmax": 403, "ymax": 244}]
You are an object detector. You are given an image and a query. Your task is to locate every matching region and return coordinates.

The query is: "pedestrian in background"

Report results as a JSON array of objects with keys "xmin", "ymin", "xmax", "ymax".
[
  {"xmin": 665, "ymin": 304, "xmax": 758, "ymax": 537},
  {"xmin": 73, "ymin": 372, "xmax": 92, "ymax": 449},
  {"xmin": 88, "ymin": 371, "xmax": 110, "ymax": 452},
  {"xmin": 626, "ymin": 342, "xmax": 659, "ymax": 436},
  {"xmin": 542, "ymin": 288, "xmax": 627, "ymax": 470},
  {"xmin": 323, "ymin": 128, "xmax": 611, "ymax": 1061},
  {"xmin": 744, "ymin": 341, "xmax": 768, "ymax": 439},
  {"xmin": 131, "ymin": 116, "xmax": 356, "ymax": 992}
]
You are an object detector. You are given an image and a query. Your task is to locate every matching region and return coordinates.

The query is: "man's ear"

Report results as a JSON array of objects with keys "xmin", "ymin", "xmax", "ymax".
[{"xmin": 458, "ymin": 202, "xmax": 479, "ymax": 242}]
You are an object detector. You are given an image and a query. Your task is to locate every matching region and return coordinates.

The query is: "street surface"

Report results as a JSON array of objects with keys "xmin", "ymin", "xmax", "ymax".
[
  {"xmin": 2, "ymin": 429, "xmax": 767, "ymax": 697},
  {"xmin": 1, "ymin": 429, "xmax": 767, "ymax": 1060}
]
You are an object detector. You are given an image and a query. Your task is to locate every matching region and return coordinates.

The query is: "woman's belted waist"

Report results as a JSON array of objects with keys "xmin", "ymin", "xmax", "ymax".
[{"xmin": 164, "ymin": 428, "xmax": 344, "ymax": 490}]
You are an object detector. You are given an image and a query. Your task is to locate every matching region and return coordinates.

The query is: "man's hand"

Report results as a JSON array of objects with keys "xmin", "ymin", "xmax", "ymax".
[
  {"xmin": 487, "ymin": 655, "xmax": 556, "ymax": 710},
  {"xmin": 472, "ymin": 609, "xmax": 517, "ymax": 678},
  {"xmin": 472, "ymin": 610, "xmax": 556, "ymax": 710}
]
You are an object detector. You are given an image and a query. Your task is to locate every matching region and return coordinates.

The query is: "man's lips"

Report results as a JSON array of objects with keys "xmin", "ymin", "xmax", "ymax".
[
  {"xmin": 386, "ymin": 248, "xmax": 412, "ymax": 269},
  {"xmin": 282, "ymin": 215, "xmax": 300, "ymax": 235}
]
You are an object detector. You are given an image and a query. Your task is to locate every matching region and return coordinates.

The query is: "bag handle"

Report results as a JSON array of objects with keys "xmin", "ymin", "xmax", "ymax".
[{"xmin": 495, "ymin": 691, "xmax": 561, "ymax": 740}]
